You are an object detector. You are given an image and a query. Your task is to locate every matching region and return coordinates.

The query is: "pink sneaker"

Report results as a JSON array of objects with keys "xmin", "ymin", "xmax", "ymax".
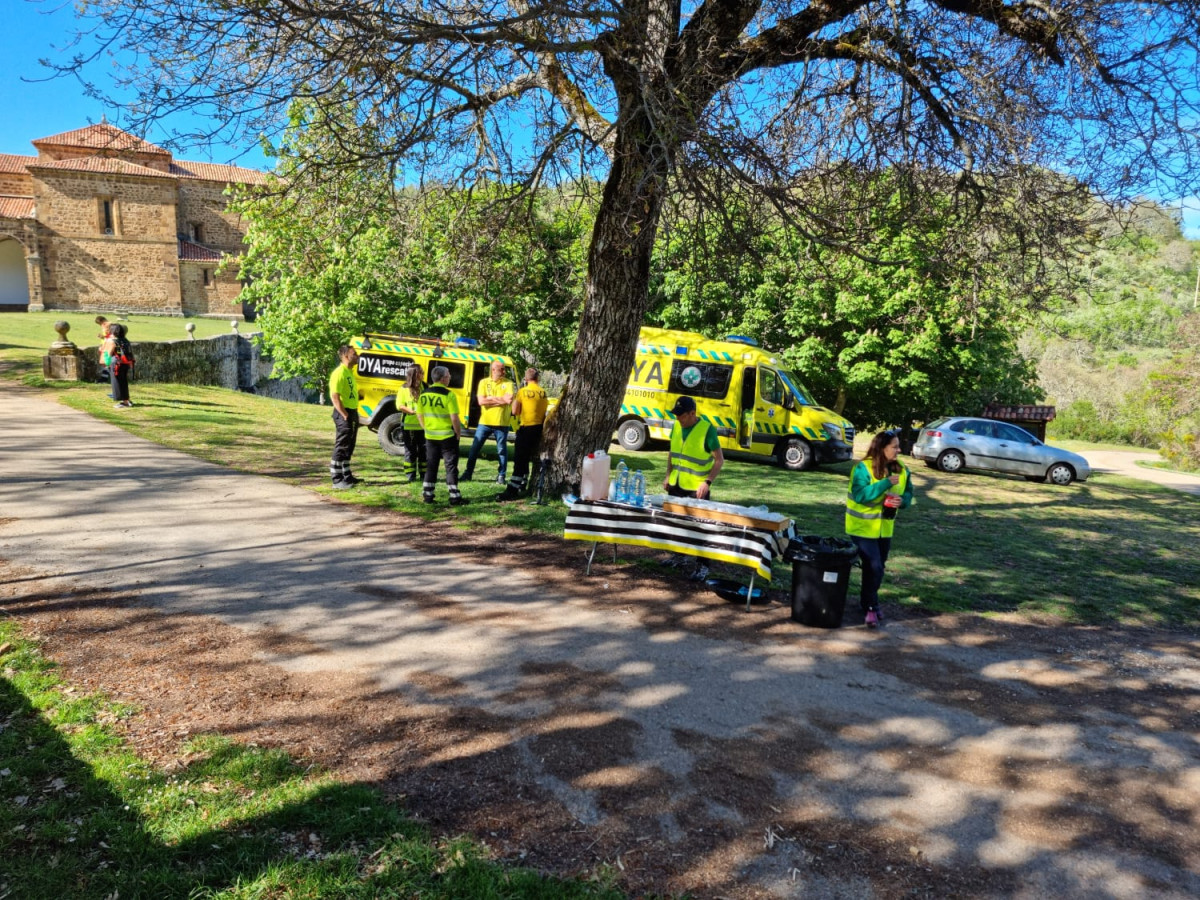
[{"xmin": 865, "ymin": 609, "xmax": 879, "ymax": 628}]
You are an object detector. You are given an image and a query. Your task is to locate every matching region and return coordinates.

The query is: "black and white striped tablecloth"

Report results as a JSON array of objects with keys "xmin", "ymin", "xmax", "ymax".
[{"xmin": 563, "ymin": 500, "xmax": 792, "ymax": 580}]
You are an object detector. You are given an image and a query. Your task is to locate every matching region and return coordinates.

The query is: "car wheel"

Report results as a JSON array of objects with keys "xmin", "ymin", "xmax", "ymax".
[
  {"xmin": 937, "ymin": 449, "xmax": 965, "ymax": 473},
  {"xmin": 778, "ymin": 437, "xmax": 815, "ymax": 471},
  {"xmin": 376, "ymin": 413, "xmax": 408, "ymax": 457},
  {"xmin": 1046, "ymin": 462, "xmax": 1075, "ymax": 486},
  {"xmin": 617, "ymin": 419, "xmax": 648, "ymax": 451}
]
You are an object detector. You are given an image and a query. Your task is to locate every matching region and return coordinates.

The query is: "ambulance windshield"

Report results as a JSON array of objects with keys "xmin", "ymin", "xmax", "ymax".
[{"xmin": 778, "ymin": 370, "xmax": 815, "ymax": 407}]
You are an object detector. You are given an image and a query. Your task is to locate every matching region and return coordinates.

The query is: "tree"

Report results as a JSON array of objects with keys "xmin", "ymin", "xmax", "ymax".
[
  {"xmin": 232, "ymin": 102, "xmax": 593, "ymax": 384},
  {"xmin": 66, "ymin": 0, "xmax": 1200, "ymax": 487},
  {"xmin": 651, "ymin": 184, "xmax": 1043, "ymax": 429}
]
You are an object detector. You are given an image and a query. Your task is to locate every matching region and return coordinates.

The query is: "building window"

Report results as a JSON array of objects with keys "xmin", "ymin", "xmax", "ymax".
[
  {"xmin": 189, "ymin": 222, "xmax": 203, "ymax": 243},
  {"xmin": 99, "ymin": 197, "xmax": 118, "ymax": 235},
  {"xmin": 202, "ymin": 268, "xmax": 212, "ymax": 286}
]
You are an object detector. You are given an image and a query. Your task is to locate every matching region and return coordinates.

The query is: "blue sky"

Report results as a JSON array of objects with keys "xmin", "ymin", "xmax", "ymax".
[
  {"xmin": 5, "ymin": 1, "xmax": 1199, "ymax": 237},
  {"xmin": 2, "ymin": 0, "xmax": 268, "ymax": 170}
]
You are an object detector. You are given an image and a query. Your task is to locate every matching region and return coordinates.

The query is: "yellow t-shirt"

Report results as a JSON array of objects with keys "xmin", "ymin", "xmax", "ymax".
[
  {"xmin": 515, "ymin": 383, "xmax": 548, "ymax": 427},
  {"xmin": 329, "ymin": 363, "xmax": 359, "ymax": 411},
  {"xmin": 477, "ymin": 377, "xmax": 515, "ymax": 427}
]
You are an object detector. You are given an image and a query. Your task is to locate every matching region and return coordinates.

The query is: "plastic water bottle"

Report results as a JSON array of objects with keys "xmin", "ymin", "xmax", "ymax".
[
  {"xmin": 631, "ymin": 470, "xmax": 646, "ymax": 506},
  {"xmin": 615, "ymin": 461, "xmax": 629, "ymax": 502}
]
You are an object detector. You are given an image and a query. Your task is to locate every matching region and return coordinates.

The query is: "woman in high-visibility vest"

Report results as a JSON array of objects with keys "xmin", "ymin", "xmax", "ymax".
[{"xmin": 845, "ymin": 430, "xmax": 914, "ymax": 628}]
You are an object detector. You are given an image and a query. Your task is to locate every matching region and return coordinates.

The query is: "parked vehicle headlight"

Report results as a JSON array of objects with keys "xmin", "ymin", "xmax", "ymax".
[{"xmin": 823, "ymin": 423, "xmax": 844, "ymax": 441}]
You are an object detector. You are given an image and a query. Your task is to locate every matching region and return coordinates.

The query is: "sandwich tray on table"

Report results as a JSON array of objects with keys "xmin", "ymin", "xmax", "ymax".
[{"xmin": 661, "ymin": 498, "xmax": 792, "ymax": 532}]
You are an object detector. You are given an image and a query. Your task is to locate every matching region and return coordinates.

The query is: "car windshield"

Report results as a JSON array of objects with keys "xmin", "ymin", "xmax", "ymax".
[
  {"xmin": 777, "ymin": 370, "xmax": 815, "ymax": 407},
  {"xmin": 923, "ymin": 417, "xmax": 950, "ymax": 430}
]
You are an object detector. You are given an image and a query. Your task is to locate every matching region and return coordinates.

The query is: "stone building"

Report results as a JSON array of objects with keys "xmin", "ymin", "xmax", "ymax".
[{"xmin": 0, "ymin": 122, "xmax": 266, "ymax": 316}]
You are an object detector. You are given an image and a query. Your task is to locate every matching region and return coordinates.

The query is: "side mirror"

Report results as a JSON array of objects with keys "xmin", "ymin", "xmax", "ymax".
[{"xmin": 782, "ymin": 393, "xmax": 796, "ymax": 411}]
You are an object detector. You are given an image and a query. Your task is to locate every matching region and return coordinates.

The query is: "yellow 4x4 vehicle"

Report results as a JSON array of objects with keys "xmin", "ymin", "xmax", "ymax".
[
  {"xmin": 350, "ymin": 333, "xmax": 517, "ymax": 455},
  {"xmin": 615, "ymin": 327, "xmax": 855, "ymax": 470}
]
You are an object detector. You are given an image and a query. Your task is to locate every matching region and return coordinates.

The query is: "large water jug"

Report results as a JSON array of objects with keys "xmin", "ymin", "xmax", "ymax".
[
  {"xmin": 580, "ymin": 450, "xmax": 610, "ymax": 501},
  {"xmin": 614, "ymin": 461, "xmax": 629, "ymax": 502}
]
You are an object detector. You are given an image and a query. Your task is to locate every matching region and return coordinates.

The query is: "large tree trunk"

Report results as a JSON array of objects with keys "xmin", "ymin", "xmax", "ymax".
[{"xmin": 546, "ymin": 127, "xmax": 670, "ymax": 492}]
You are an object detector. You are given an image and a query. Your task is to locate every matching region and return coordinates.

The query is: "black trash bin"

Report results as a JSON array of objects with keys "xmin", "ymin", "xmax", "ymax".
[{"xmin": 785, "ymin": 535, "xmax": 859, "ymax": 628}]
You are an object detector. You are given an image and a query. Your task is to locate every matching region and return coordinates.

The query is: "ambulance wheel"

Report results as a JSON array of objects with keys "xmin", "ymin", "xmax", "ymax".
[
  {"xmin": 618, "ymin": 419, "xmax": 649, "ymax": 451},
  {"xmin": 376, "ymin": 413, "xmax": 408, "ymax": 457},
  {"xmin": 779, "ymin": 438, "xmax": 815, "ymax": 471}
]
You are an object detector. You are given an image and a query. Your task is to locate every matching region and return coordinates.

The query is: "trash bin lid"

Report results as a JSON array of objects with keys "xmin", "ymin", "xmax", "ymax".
[{"xmin": 783, "ymin": 535, "xmax": 858, "ymax": 564}]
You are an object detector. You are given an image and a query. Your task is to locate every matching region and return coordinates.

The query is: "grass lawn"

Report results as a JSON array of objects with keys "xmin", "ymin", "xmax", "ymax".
[
  {"xmin": 30, "ymin": 378, "xmax": 1200, "ymax": 630},
  {"xmin": 0, "ymin": 311, "xmax": 233, "ymax": 380},
  {"xmin": 0, "ymin": 625, "xmax": 619, "ymax": 900}
]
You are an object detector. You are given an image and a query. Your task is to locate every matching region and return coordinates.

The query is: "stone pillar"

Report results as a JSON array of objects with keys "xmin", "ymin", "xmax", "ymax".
[{"xmin": 43, "ymin": 320, "xmax": 82, "ymax": 381}]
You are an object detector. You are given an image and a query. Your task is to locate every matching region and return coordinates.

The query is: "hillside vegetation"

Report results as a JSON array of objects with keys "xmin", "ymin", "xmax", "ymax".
[{"xmin": 1030, "ymin": 202, "xmax": 1200, "ymax": 469}]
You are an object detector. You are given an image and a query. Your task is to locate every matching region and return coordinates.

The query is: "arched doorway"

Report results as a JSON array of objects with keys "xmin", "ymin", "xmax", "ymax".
[{"xmin": 0, "ymin": 238, "xmax": 30, "ymax": 311}]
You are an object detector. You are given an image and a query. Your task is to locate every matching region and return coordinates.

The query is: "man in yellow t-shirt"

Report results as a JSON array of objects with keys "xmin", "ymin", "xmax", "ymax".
[
  {"xmin": 462, "ymin": 359, "xmax": 515, "ymax": 484},
  {"xmin": 498, "ymin": 367, "xmax": 549, "ymax": 501},
  {"xmin": 328, "ymin": 344, "xmax": 362, "ymax": 489}
]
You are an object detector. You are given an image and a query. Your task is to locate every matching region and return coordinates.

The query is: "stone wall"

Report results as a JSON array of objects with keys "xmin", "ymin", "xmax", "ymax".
[
  {"xmin": 180, "ymin": 261, "xmax": 244, "ymax": 317},
  {"xmin": 177, "ymin": 181, "xmax": 248, "ymax": 253},
  {"xmin": 0, "ymin": 173, "xmax": 32, "ymax": 195},
  {"xmin": 33, "ymin": 170, "xmax": 184, "ymax": 314},
  {"xmin": 73, "ymin": 332, "xmax": 314, "ymax": 402}
]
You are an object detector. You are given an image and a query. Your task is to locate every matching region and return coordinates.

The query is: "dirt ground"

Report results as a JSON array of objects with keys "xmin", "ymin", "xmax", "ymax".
[
  {"xmin": 2, "ymin": 392, "xmax": 1199, "ymax": 898},
  {"xmin": 3, "ymin": 525, "xmax": 1198, "ymax": 898}
]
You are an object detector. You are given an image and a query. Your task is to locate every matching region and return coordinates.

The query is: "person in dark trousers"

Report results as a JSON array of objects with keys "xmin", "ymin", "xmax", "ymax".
[
  {"xmin": 498, "ymin": 367, "xmax": 548, "ymax": 501},
  {"xmin": 845, "ymin": 429, "xmax": 914, "ymax": 628},
  {"xmin": 417, "ymin": 365, "xmax": 468, "ymax": 506},
  {"xmin": 328, "ymin": 344, "xmax": 363, "ymax": 489},
  {"xmin": 106, "ymin": 323, "xmax": 135, "ymax": 409},
  {"xmin": 662, "ymin": 396, "xmax": 723, "ymax": 499},
  {"xmin": 395, "ymin": 365, "xmax": 426, "ymax": 483}
]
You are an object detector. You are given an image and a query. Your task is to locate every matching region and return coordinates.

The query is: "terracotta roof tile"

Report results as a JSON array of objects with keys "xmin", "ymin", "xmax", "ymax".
[
  {"xmin": 178, "ymin": 239, "xmax": 224, "ymax": 262},
  {"xmin": 170, "ymin": 160, "xmax": 268, "ymax": 185},
  {"xmin": 983, "ymin": 404, "xmax": 1057, "ymax": 422},
  {"xmin": 28, "ymin": 156, "xmax": 176, "ymax": 179},
  {"xmin": 0, "ymin": 196, "xmax": 35, "ymax": 219},
  {"xmin": 0, "ymin": 153, "xmax": 36, "ymax": 175},
  {"xmin": 32, "ymin": 123, "xmax": 169, "ymax": 156}
]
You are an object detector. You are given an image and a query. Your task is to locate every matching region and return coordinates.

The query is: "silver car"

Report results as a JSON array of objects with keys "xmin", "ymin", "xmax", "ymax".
[{"xmin": 912, "ymin": 417, "xmax": 1091, "ymax": 485}]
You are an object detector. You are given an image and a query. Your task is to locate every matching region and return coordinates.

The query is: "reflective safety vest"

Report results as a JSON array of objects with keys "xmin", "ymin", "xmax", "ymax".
[
  {"xmin": 845, "ymin": 461, "xmax": 909, "ymax": 539},
  {"xmin": 396, "ymin": 386, "xmax": 422, "ymax": 430},
  {"xmin": 668, "ymin": 419, "xmax": 715, "ymax": 492},
  {"xmin": 417, "ymin": 385, "xmax": 457, "ymax": 440}
]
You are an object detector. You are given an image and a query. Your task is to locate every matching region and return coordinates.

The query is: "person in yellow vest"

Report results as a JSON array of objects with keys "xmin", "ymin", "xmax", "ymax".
[
  {"xmin": 395, "ymin": 365, "xmax": 426, "ymax": 483},
  {"xmin": 328, "ymin": 344, "xmax": 363, "ymax": 489},
  {"xmin": 417, "ymin": 365, "xmax": 468, "ymax": 506},
  {"xmin": 498, "ymin": 367, "xmax": 549, "ymax": 501},
  {"xmin": 462, "ymin": 359, "xmax": 515, "ymax": 484},
  {"xmin": 845, "ymin": 429, "xmax": 914, "ymax": 628},
  {"xmin": 662, "ymin": 396, "xmax": 724, "ymax": 500}
]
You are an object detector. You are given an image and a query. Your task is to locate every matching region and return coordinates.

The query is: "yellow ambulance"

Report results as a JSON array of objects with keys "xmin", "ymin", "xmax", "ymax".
[
  {"xmin": 615, "ymin": 327, "xmax": 855, "ymax": 470},
  {"xmin": 350, "ymin": 332, "xmax": 517, "ymax": 456}
]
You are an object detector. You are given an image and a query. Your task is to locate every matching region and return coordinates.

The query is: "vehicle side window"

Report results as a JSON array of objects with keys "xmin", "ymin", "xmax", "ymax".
[
  {"xmin": 994, "ymin": 423, "xmax": 1031, "ymax": 443},
  {"xmin": 442, "ymin": 361, "xmax": 466, "ymax": 390},
  {"xmin": 669, "ymin": 360, "xmax": 732, "ymax": 400},
  {"xmin": 951, "ymin": 420, "xmax": 994, "ymax": 438},
  {"xmin": 759, "ymin": 369, "xmax": 784, "ymax": 405}
]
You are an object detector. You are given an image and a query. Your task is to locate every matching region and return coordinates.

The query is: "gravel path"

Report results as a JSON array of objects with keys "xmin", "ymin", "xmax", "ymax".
[
  {"xmin": 2, "ymin": 392, "xmax": 1198, "ymax": 898},
  {"xmin": 1080, "ymin": 450, "xmax": 1200, "ymax": 496}
]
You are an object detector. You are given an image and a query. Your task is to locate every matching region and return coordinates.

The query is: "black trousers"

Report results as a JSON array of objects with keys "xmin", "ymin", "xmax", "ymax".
[
  {"xmin": 110, "ymin": 364, "xmax": 131, "ymax": 403},
  {"xmin": 423, "ymin": 436, "xmax": 462, "ymax": 498},
  {"xmin": 330, "ymin": 409, "xmax": 359, "ymax": 482},
  {"xmin": 401, "ymin": 428, "xmax": 426, "ymax": 477},
  {"xmin": 509, "ymin": 424, "xmax": 543, "ymax": 490}
]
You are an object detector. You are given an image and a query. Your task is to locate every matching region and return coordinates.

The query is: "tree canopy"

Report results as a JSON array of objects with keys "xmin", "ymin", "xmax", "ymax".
[{"xmin": 66, "ymin": 0, "xmax": 1200, "ymax": 485}]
